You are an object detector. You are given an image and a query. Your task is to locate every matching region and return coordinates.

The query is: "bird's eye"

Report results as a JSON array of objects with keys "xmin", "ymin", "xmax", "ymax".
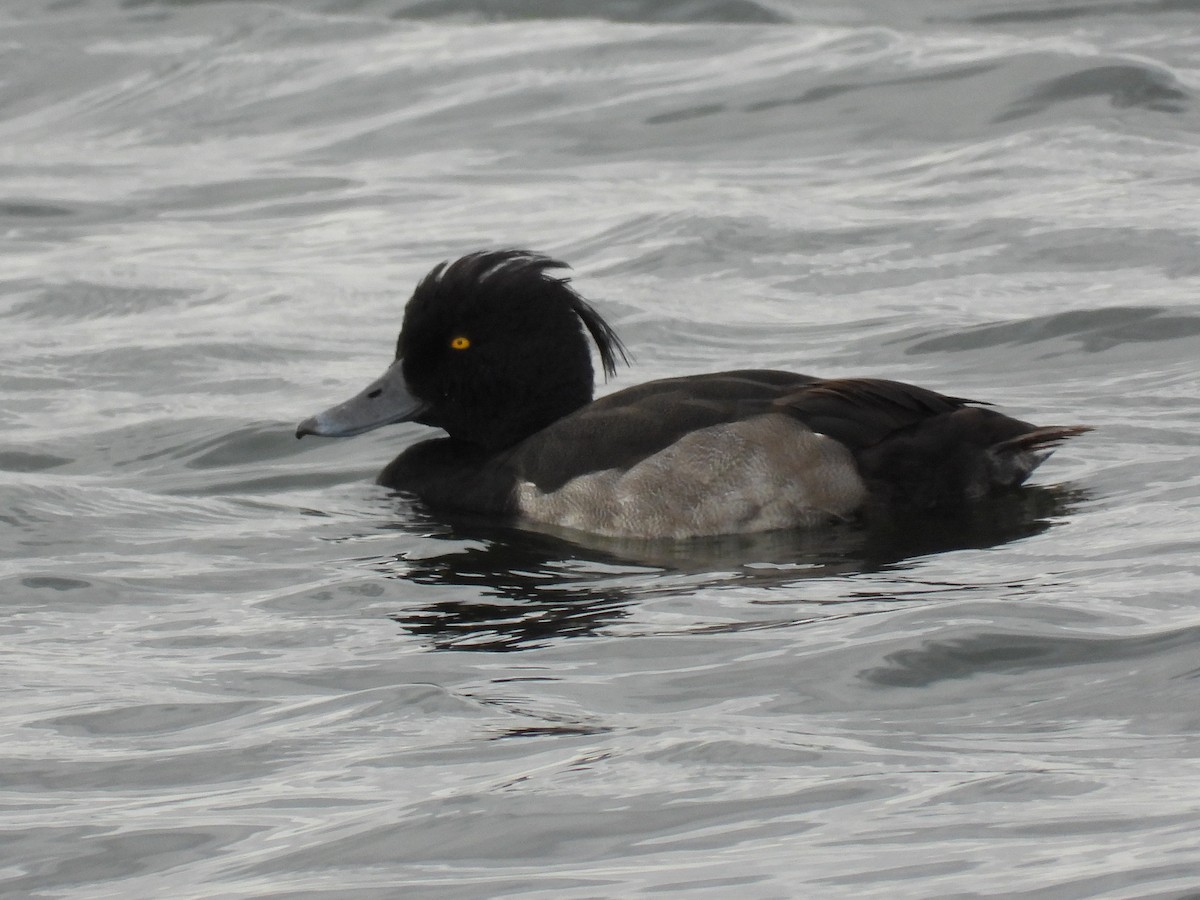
[{"xmin": 449, "ymin": 336, "xmax": 471, "ymax": 350}]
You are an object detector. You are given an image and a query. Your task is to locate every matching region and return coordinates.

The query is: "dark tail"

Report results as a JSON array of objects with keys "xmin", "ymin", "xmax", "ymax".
[{"xmin": 988, "ymin": 424, "xmax": 1093, "ymax": 488}]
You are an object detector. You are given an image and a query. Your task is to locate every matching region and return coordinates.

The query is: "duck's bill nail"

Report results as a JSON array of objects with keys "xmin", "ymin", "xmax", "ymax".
[{"xmin": 295, "ymin": 360, "xmax": 426, "ymax": 439}]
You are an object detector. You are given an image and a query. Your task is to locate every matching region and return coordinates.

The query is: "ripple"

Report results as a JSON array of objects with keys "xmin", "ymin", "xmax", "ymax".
[
  {"xmin": 42, "ymin": 700, "xmax": 271, "ymax": 737},
  {"xmin": 389, "ymin": 0, "xmax": 789, "ymax": 24},
  {"xmin": 861, "ymin": 623, "xmax": 1200, "ymax": 687},
  {"xmin": 4, "ymin": 282, "xmax": 198, "ymax": 320},
  {"xmin": 0, "ymin": 449, "xmax": 72, "ymax": 472},
  {"xmin": 904, "ymin": 306, "xmax": 1200, "ymax": 354},
  {"xmin": 999, "ymin": 62, "xmax": 1190, "ymax": 120},
  {"xmin": 964, "ymin": 0, "xmax": 1200, "ymax": 25}
]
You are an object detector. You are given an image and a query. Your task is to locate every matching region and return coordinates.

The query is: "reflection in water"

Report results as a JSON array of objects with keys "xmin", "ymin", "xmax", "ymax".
[
  {"xmin": 383, "ymin": 526, "xmax": 639, "ymax": 651},
  {"xmin": 367, "ymin": 486, "xmax": 1087, "ymax": 651}
]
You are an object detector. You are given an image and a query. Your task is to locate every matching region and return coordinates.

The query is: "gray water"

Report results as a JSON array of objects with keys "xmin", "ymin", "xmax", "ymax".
[{"xmin": 3, "ymin": 0, "xmax": 1200, "ymax": 896}]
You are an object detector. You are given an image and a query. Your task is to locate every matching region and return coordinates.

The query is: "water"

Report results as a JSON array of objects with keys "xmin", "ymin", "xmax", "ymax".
[{"xmin": 3, "ymin": 0, "xmax": 1200, "ymax": 896}]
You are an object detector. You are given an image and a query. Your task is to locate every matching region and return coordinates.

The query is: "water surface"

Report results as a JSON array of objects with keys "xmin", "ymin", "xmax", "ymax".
[{"xmin": 3, "ymin": 0, "xmax": 1200, "ymax": 896}]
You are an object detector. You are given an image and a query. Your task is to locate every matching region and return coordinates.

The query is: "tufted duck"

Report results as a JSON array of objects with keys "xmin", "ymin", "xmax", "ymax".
[{"xmin": 297, "ymin": 250, "xmax": 1089, "ymax": 538}]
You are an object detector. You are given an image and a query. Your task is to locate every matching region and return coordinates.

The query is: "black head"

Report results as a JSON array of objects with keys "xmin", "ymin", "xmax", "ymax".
[{"xmin": 393, "ymin": 250, "xmax": 627, "ymax": 450}]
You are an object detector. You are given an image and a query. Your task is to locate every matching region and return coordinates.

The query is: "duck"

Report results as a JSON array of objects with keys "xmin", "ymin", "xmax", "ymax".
[{"xmin": 296, "ymin": 249, "xmax": 1090, "ymax": 539}]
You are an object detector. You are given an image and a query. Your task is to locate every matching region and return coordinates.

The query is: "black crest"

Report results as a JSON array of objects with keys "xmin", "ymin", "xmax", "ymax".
[{"xmin": 412, "ymin": 249, "xmax": 629, "ymax": 379}]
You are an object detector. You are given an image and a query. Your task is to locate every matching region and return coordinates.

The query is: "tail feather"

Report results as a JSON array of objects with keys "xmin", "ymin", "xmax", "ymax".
[
  {"xmin": 993, "ymin": 424, "xmax": 1094, "ymax": 455},
  {"xmin": 987, "ymin": 425, "xmax": 1092, "ymax": 489}
]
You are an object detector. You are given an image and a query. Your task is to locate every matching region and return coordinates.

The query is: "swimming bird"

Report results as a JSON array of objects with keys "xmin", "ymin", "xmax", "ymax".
[{"xmin": 296, "ymin": 250, "xmax": 1089, "ymax": 539}]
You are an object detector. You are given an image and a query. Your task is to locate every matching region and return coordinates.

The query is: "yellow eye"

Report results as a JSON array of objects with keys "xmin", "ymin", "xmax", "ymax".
[{"xmin": 449, "ymin": 336, "xmax": 471, "ymax": 350}]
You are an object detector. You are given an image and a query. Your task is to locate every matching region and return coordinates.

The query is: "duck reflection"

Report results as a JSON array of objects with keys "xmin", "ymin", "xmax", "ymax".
[{"xmin": 363, "ymin": 484, "xmax": 1087, "ymax": 651}]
